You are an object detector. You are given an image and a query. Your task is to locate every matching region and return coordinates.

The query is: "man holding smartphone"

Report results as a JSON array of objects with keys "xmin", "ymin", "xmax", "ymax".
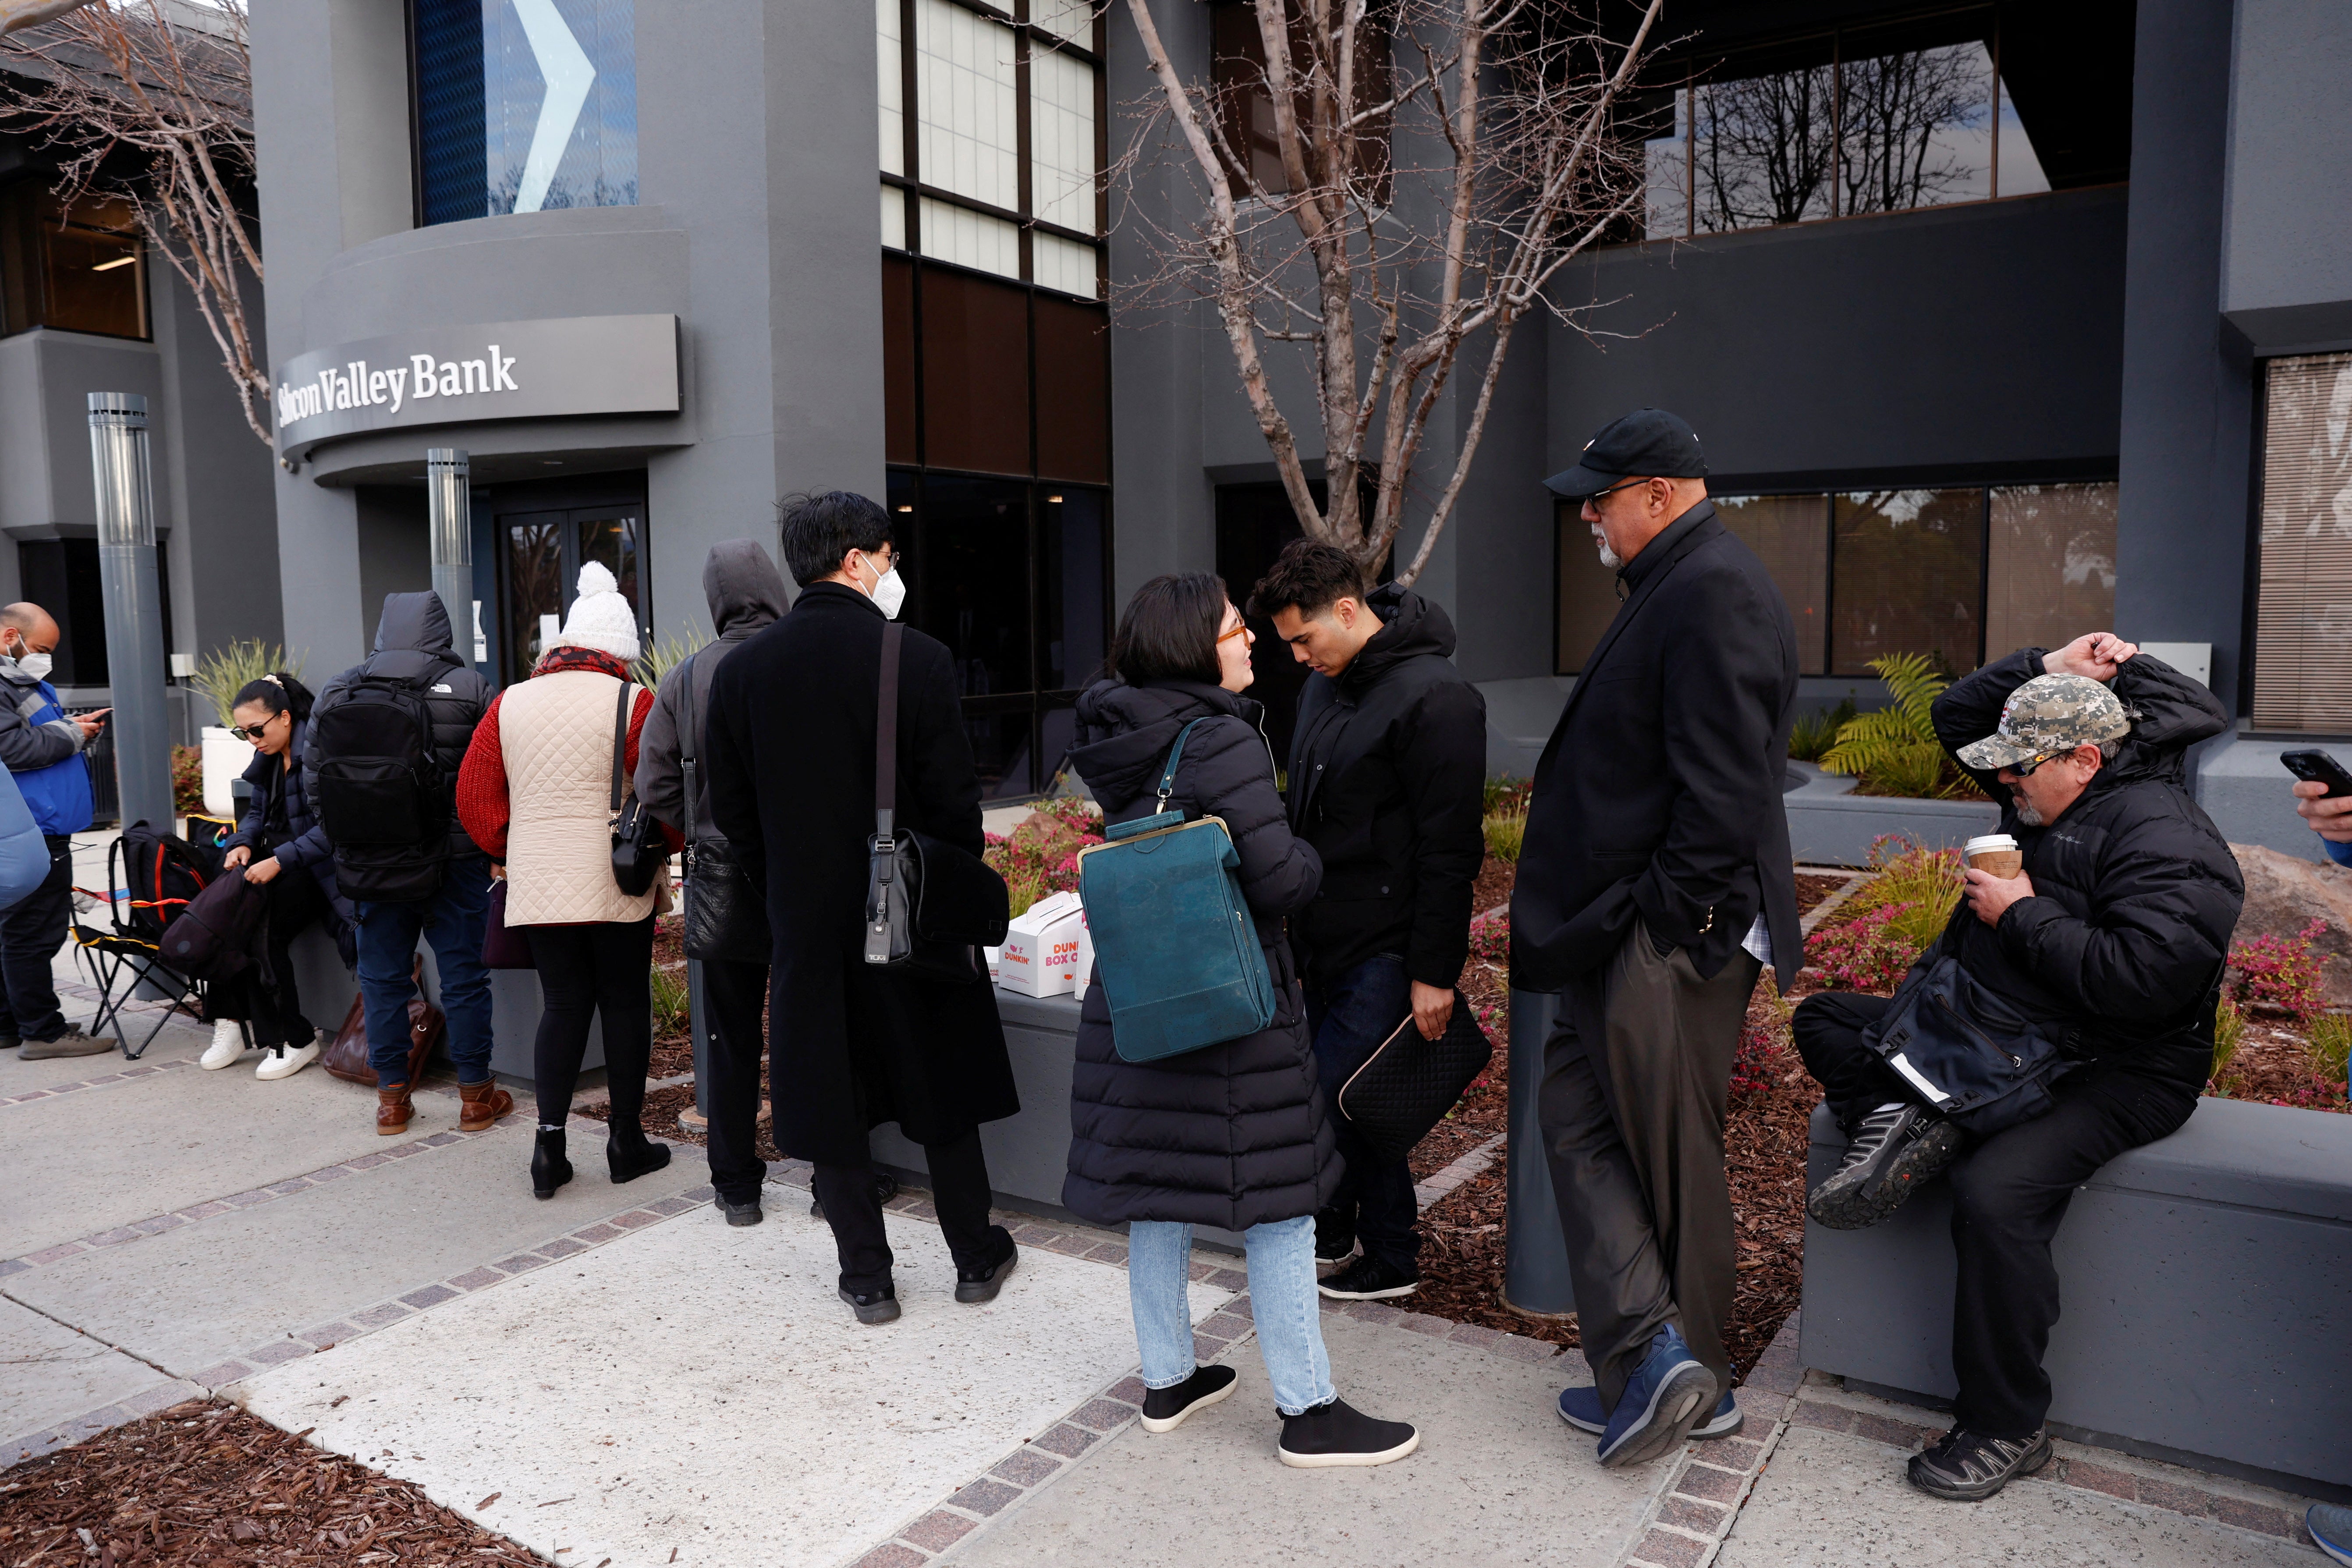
[
  {"xmin": 0, "ymin": 602, "xmax": 109, "ymax": 1060},
  {"xmin": 2288, "ymin": 757, "xmax": 2352, "ymax": 866}
]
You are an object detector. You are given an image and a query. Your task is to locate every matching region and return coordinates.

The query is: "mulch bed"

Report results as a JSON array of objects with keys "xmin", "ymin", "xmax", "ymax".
[
  {"xmin": 0, "ymin": 1401, "xmax": 539, "ymax": 1566},
  {"xmin": 1792, "ymin": 872, "xmax": 1853, "ymax": 914},
  {"xmin": 2214, "ymin": 1022, "xmax": 2349, "ymax": 1112}
]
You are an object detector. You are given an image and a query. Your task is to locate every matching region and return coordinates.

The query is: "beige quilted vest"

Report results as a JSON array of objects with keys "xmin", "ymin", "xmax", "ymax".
[{"xmin": 499, "ymin": 669, "xmax": 657, "ymax": 927}]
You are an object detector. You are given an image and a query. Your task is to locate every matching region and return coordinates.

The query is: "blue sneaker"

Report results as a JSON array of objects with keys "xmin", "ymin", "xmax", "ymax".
[
  {"xmin": 1560, "ymin": 1383, "xmax": 1742, "ymax": 1439},
  {"xmin": 2310, "ymin": 1503, "xmax": 2352, "ymax": 1567},
  {"xmin": 1596, "ymin": 1325, "xmax": 1719, "ymax": 1469}
]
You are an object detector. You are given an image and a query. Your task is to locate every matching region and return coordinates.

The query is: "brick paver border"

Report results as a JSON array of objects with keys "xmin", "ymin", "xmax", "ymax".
[{"xmin": 0, "ymin": 1056, "xmax": 193, "ymax": 1108}]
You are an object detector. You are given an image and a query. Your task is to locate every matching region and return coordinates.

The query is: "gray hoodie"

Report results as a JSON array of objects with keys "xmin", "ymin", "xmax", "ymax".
[{"xmin": 635, "ymin": 540, "xmax": 790, "ymax": 836}]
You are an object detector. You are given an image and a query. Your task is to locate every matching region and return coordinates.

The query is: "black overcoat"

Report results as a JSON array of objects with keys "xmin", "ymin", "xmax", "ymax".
[
  {"xmin": 1062, "ymin": 679, "xmax": 1342, "ymax": 1231},
  {"xmin": 705, "ymin": 582, "xmax": 1018, "ymax": 1164},
  {"xmin": 1512, "ymin": 501, "xmax": 1802, "ymax": 994}
]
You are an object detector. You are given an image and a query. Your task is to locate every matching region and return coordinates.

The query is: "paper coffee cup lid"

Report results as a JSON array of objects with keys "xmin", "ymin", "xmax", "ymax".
[{"xmin": 1964, "ymin": 834, "xmax": 2018, "ymax": 854}]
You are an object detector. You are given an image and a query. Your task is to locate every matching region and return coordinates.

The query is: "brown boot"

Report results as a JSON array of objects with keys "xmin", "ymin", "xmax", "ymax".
[
  {"xmin": 458, "ymin": 1078, "xmax": 514, "ymax": 1133},
  {"xmin": 376, "ymin": 1084, "xmax": 414, "ymax": 1136}
]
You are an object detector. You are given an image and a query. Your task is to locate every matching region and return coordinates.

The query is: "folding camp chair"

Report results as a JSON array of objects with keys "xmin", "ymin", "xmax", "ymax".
[
  {"xmin": 70, "ymin": 919, "xmax": 213, "ymax": 1060},
  {"xmin": 70, "ymin": 824, "xmax": 231, "ymax": 1061}
]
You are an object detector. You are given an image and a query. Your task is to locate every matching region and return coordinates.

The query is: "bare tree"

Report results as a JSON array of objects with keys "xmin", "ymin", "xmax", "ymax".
[
  {"xmin": 1117, "ymin": 0, "xmax": 1665, "ymax": 583},
  {"xmin": 0, "ymin": 0, "xmax": 269, "ymax": 443}
]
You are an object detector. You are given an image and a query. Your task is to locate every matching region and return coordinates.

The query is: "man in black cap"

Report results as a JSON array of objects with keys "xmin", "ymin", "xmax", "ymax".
[{"xmin": 1511, "ymin": 408, "xmax": 1801, "ymax": 1469}]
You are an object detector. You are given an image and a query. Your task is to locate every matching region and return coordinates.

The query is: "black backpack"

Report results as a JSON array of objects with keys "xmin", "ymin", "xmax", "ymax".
[
  {"xmin": 112, "ymin": 820, "xmax": 222, "ymax": 949},
  {"xmin": 312, "ymin": 666, "xmax": 450, "ymax": 903},
  {"xmin": 160, "ymin": 868, "xmax": 267, "ymax": 983}
]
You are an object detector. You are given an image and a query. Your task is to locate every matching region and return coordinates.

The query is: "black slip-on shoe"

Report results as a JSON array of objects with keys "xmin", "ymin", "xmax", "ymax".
[
  {"xmin": 954, "ymin": 1228, "xmax": 1019, "ymax": 1303},
  {"xmin": 1277, "ymin": 1398, "xmax": 1420, "ymax": 1468},
  {"xmin": 715, "ymin": 1195, "xmax": 764, "ymax": 1227},
  {"xmin": 1316, "ymin": 1254, "xmax": 1419, "ymax": 1301},
  {"xmin": 1139, "ymin": 1364, "xmax": 1238, "ymax": 1433},
  {"xmin": 1807, "ymin": 1103, "xmax": 1964, "ymax": 1231},
  {"xmin": 839, "ymin": 1283, "xmax": 901, "ymax": 1325},
  {"xmin": 1907, "ymin": 1427, "xmax": 2051, "ymax": 1501}
]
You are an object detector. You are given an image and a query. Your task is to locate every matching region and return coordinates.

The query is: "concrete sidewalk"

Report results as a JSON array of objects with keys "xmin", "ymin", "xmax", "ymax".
[{"xmin": 3, "ymin": 1013, "xmax": 2331, "ymax": 1568}]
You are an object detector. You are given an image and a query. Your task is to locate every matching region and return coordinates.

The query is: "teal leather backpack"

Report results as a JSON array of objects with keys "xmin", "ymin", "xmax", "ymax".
[{"xmin": 1076, "ymin": 719, "xmax": 1277, "ymax": 1062}]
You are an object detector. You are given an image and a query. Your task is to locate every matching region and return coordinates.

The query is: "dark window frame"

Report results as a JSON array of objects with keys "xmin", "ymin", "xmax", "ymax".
[{"xmin": 0, "ymin": 181, "xmax": 152, "ymax": 342}]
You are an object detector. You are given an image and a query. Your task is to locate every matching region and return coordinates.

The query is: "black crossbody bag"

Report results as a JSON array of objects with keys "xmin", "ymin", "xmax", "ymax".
[
  {"xmin": 1859, "ymin": 921, "xmax": 2071, "ymax": 1137},
  {"xmin": 609, "ymin": 678, "xmax": 667, "ymax": 898},
  {"xmin": 861, "ymin": 623, "xmax": 1010, "ymax": 984},
  {"xmin": 678, "ymin": 647, "xmax": 773, "ymax": 963}
]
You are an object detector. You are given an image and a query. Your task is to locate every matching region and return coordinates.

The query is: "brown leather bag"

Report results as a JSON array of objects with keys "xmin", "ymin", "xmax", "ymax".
[{"xmin": 322, "ymin": 956, "xmax": 448, "ymax": 1087}]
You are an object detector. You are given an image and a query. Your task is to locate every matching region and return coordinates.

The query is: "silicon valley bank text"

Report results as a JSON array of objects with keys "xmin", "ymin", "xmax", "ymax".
[{"xmin": 275, "ymin": 345, "xmax": 520, "ymax": 429}]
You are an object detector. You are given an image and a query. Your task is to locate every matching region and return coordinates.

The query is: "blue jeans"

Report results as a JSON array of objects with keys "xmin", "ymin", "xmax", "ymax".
[
  {"xmin": 1304, "ymin": 954, "xmax": 1423, "ymax": 1271},
  {"xmin": 355, "ymin": 855, "xmax": 493, "ymax": 1087},
  {"xmin": 1128, "ymin": 1215, "xmax": 1335, "ymax": 1416}
]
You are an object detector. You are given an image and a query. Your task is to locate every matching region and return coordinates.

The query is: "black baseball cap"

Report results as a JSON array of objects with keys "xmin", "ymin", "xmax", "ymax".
[{"xmin": 1543, "ymin": 408, "xmax": 1709, "ymax": 499}]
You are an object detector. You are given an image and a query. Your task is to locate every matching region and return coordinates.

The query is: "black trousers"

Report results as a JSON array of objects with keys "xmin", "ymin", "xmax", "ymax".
[
  {"xmin": 524, "ymin": 916, "xmax": 656, "ymax": 1132},
  {"xmin": 1794, "ymin": 991, "xmax": 2197, "ymax": 1437},
  {"xmin": 0, "ymin": 834, "xmax": 73, "ymax": 1042},
  {"xmin": 702, "ymin": 956, "xmax": 770, "ymax": 1204},
  {"xmin": 212, "ymin": 869, "xmax": 329, "ymax": 1048},
  {"xmin": 813, "ymin": 1128, "xmax": 1001, "ymax": 1295}
]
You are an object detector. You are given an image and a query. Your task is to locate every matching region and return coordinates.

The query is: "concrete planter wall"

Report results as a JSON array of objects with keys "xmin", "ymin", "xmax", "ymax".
[
  {"xmin": 285, "ymin": 926, "xmax": 604, "ymax": 1080},
  {"xmin": 1800, "ymin": 1096, "xmax": 2352, "ymax": 1494},
  {"xmin": 1782, "ymin": 761, "xmax": 2000, "ymax": 866}
]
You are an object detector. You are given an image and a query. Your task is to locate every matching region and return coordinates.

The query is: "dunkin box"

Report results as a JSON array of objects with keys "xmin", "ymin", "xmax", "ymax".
[{"xmin": 998, "ymin": 890, "xmax": 1086, "ymax": 997}]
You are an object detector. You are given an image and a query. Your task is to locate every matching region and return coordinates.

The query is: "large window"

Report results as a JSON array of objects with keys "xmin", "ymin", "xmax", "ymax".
[
  {"xmin": 1618, "ymin": 4, "xmax": 2132, "ymax": 245},
  {"xmin": 412, "ymin": 0, "xmax": 639, "ymax": 226},
  {"xmin": 0, "ymin": 185, "xmax": 149, "ymax": 340},
  {"xmin": 1555, "ymin": 480, "xmax": 2116, "ymax": 678},
  {"xmin": 2251, "ymin": 354, "xmax": 2352, "ymax": 733},
  {"xmin": 879, "ymin": 0, "xmax": 1105, "ymax": 297}
]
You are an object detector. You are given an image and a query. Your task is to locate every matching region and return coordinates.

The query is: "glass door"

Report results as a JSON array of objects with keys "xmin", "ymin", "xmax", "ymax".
[{"xmin": 500, "ymin": 501, "xmax": 649, "ymax": 686}]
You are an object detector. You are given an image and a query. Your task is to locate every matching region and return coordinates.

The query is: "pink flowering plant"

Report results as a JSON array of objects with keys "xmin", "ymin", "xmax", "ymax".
[
  {"xmin": 983, "ymin": 795, "xmax": 1104, "ymax": 919},
  {"xmin": 2228, "ymin": 918, "xmax": 2328, "ymax": 1024},
  {"xmin": 1804, "ymin": 904, "xmax": 1924, "ymax": 994}
]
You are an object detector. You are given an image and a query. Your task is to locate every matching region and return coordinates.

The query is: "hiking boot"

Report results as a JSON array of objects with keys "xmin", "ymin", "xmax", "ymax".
[
  {"xmin": 1139, "ymin": 1364, "xmax": 1238, "ymax": 1433},
  {"xmin": 1597, "ymin": 1325, "xmax": 1718, "ymax": 1469},
  {"xmin": 200, "ymin": 1019, "xmax": 245, "ymax": 1070},
  {"xmin": 20, "ymin": 1028, "xmax": 110, "ymax": 1060},
  {"xmin": 1560, "ymin": 1384, "xmax": 1742, "ymax": 1440},
  {"xmin": 376, "ymin": 1084, "xmax": 415, "ymax": 1135},
  {"xmin": 1314, "ymin": 1207, "xmax": 1357, "ymax": 1263},
  {"xmin": 532, "ymin": 1128, "xmax": 574, "ymax": 1199},
  {"xmin": 457, "ymin": 1077, "xmax": 515, "ymax": 1132},
  {"xmin": 255, "ymin": 1039, "xmax": 320, "ymax": 1080},
  {"xmin": 1277, "ymin": 1398, "xmax": 1419, "ymax": 1468},
  {"xmin": 839, "ymin": 1282, "xmax": 901, "ymax": 1325},
  {"xmin": 1316, "ymin": 1254, "xmax": 1419, "ymax": 1301},
  {"xmin": 1906, "ymin": 1426, "xmax": 2052, "ymax": 1501},
  {"xmin": 714, "ymin": 1194, "xmax": 764, "ymax": 1227},
  {"xmin": 954, "ymin": 1228, "xmax": 1019, "ymax": 1303},
  {"xmin": 1808, "ymin": 1103, "xmax": 1964, "ymax": 1231},
  {"xmin": 2306, "ymin": 1503, "xmax": 2352, "ymax": 1566}
]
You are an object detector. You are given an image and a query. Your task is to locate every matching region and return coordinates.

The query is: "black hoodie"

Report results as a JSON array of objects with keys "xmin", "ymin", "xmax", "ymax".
[
  {"xmin": 1929, "ymin": 650, "xmax": 2244, "ymax": 1091},
  {"xmin": 1284, "ymin": 583, "xmax": 1488, "ymax": 991},
  {"xmin": 308, "ymin": 592, "xmax": 496, "ymax": 862},
  {"xmin": 635, "ymin": 541, "xmax": 791, "ymax": 835}
]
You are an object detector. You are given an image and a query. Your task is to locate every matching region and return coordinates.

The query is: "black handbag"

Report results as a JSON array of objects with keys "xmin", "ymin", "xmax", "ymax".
[
  {"xmin": 1859, "ymin": 944, "xmax": 2069, "ymax": 1137},
  {"xmin": 1336, "ymin": 1005, "xmax": 1495, "ymax": 1162},
  {"xmin": 678, "ymin": 647, "xmax": 772, "ymax": 964},
  {"xmin": 608, "ymin": 678, "xmax": 667, "ymax": 898},
  {"xmin": 861, "ymin": 623, "xmax": 1010, "ymax": 984}
]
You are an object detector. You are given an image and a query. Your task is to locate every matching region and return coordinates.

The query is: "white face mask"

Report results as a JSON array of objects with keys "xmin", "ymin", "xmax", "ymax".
[
  {"xmin": 7, "ymin": 636, "xmax": 49, "ymax": 680},
  {"xmin": 855, "ymin": 551, "xmax": 906, "ymax": 620}
]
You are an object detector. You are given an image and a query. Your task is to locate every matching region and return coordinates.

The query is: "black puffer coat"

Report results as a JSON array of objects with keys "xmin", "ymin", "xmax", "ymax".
[
  {"xmin": 1930, "ymin": 650, "xmax": 2244, "ymax": 1093},
  {"xmin": 1063, "ymin": 679, "xmax": 1341, "ymax": 1231}
]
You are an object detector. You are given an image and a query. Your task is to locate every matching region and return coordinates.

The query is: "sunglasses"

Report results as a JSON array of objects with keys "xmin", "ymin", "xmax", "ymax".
[
  {"xmin": 2007, "ymin": 749, "xmax": 2068, "ymax": 777},
  {"xmin": 234, "ymin": 714, "xmax": 280, "ymax": 742}
]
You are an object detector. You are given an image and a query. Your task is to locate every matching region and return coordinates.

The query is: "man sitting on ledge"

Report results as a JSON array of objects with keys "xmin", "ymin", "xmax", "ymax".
[{"xmin": 1791, "ymin": 633, "xmax": 2243, "ymax": 1502}]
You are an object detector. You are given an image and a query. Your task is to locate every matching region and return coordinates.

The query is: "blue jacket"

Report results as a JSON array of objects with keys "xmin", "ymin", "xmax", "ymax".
[
  {"xmin": 224, "ymin": 715, "xmax": 351, "ymax": 926},
  {"xmin": 0, "ymin": 660, "xmax": 93, "ymax": 837},
  {"xmin": 0, "ymin": 765, "xmax": 51, "ymax": 909}
]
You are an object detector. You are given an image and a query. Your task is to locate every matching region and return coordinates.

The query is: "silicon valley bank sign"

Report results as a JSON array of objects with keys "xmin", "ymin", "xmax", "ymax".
[{"xmin": 272, "ymin": 314, "xmax": 680, "ymax": 460}]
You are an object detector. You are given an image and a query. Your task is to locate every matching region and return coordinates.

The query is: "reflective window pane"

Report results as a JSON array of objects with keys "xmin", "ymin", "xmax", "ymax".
[
  {"xmin": 1716, "ymin": 495, "xmax": 1829, "ymax": 675},
  {"xmin": 1994, "ymin": 70, "xmax": 2051, "ymax": 196},
  {"xmin": 1837, "ymin": 26, "xmax": 1994, "ymax": 217},
  {"xmin": 1039, "ymin": 487, "xmax": 1107, "ymax": 691},
  {"xmin": 505, "ymin": 518, "xmax": 564, "ymax": 685},
  {"xmin": 1029, "ymin": 45, "xmax": 1097, "ymax": 235},
  {"xmin": 877, "ymin": 0, "xmax": 905, "ymax": 176},
  {"xmin": 417, "ymin": 0, "xmax": 638, "ymax": 224},
  {"xmin": 964, "ymin": 707, "xmax": 1035, "ymax": 800},
  {"xmin": 0, "ymin": 186, "xmax": 146, "ymax": 339},
  {"xmin": 2253, "ymin": 353, "xmax": 2352, "ymax": 732},
  {"xmin": 918, "ymin": 194, "xmax": 1022, "ymax": 280},
  {"xmin": 1693, "ymin": 40, "xmax": 1836, "ymax": 231},
  {"xmin": 914, "ymin": 0, "xmax": 1019, "ymax": 211},
  {"xmin": 1984, "ymin": 483, "xmax": 2116, "ymax": 662},
  {"xmin": 1630, "ymin": 85, "xmax": 1688, "ymax": 240},
  {"xmin": 916, "ymin": 475, "xmax": 1031, "ymax": 697},
  {"xmin": 1831, "ymin": 489, "xmax": 1984, "ymax": 675},
  {"xmin": 576, "ymin": 512, "xmax": 645, "ymax": 633}
]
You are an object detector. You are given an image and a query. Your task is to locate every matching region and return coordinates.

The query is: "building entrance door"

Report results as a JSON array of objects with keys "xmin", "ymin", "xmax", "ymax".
[{"xmin": 488, "ymin": 475, "xmax": 649, "ymax": 687}]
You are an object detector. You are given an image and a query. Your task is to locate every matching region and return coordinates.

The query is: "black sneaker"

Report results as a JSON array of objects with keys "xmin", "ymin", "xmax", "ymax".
[
  {"xmin": 1807, "ymin": 1103, "xmax": 1964, "ymax": 1231},
  {"xmin": 1277, "ymin": 1398, "xmax": 1420, "ymax": 1468},
  {"xmin": 714, "ymin": 1195, "xmax": 764, "ymax": 1227},
  {"xmin": 954, "ymin": 1227, "xmax": 1019, "ymax": 1303},
  {"xmin": 838, "ymin": 1282, "xmax": 901, "ymax": 1325},
  {"xmin": 1317, "ymin": 1254, "xmax": 1419, "ymax": 1301},
  {"xmin": 1906, "ymin": 1426, "xmax": 2051, "ymax": 1501},
  {"xmin": 1139, "ymin": 1364, "xmax": 1238, "ymax": 1433},
  {"xmin": 1314, "ymin": 1207, "xmax": 1357, "ymax": 1263}
]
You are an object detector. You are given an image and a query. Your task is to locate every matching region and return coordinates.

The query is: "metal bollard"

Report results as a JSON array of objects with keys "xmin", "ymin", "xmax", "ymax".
[
  {"xmin": 86, "ymin": 393, "xmax": 172, "ymax": 829},
  {"xmin": 426, "ymin": 449, "xmax": 473, "ymax": 663},
  {"xmin": 1503, "ymin": 987, "xmax": 1578, "ymax": 1317}
]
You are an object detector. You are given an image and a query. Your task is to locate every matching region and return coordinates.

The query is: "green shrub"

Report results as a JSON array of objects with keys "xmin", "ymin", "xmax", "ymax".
[
  {"xmin": 1788, "ymin": 698, "xmax": 1856, "ymax": 763},
  {"xmin": 632, "ymin": 628, "xmax": 709, "ymax": 691},
  {"xmin": 2307, "ymin": 1011, "xmax": 2351, "ymax": 1084},
  {"xmin": 1838, "ymin": 835, "xmax": 1963, "ymax": 953},
  {"xmin": 650, "ymin": 961, "xmax": 691, "ymax": 1038},
  {"xmin": 1483, "ymin": 775, "xmax": 1532, "ymax": 814},
  {"xmin": 2211, "ymin": 994, "xmax": 2247, "ymax": 1085},
  {"xmin": 1483, "ymin": 805, "xmax": 1527, "ymax": 864},
  {"xmin": 1820, "ymin": 654, "xmax": 1979, "ymax": 800},
  {"xmin": 192, "ymin": 639, "xmax": 303, "ymax": 729},
  {"xmin": 171, "ymin": 745, "xmax": 205, "ymax": 816}
]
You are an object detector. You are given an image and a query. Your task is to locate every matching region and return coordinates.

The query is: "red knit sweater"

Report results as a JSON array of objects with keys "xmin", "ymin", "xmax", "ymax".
[{"xmin": 455, "ymin": 646, "xmax": 684, "ymax": 861}]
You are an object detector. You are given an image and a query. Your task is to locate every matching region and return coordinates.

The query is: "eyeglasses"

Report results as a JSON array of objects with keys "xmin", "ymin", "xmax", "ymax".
[
  {"xmin": 234, "ymin": 714, "xmax": 280, "ymax": 741},
  {"xmin": 1217, "ymin": 622, "xmax": 1254, "ymax": 646},
  {"xmin": 1586, "ymin": 477, "xmax": 1649, "ymax": 503}
]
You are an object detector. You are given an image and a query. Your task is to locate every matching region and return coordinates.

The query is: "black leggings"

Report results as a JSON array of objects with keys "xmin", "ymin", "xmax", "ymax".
[
  {"xmin": 212, "ymin": 869, "xmax": 329, "ymax": 1048},
  {"xmin": 524, "ymin": 917, "xmax": 656, "ymax": 1131}
]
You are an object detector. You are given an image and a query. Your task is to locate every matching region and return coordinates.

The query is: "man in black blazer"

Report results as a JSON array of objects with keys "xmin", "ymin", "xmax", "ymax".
[{"xmin": 1512, "ymin": 409, "xmax": 1801, "ymax": 1469}]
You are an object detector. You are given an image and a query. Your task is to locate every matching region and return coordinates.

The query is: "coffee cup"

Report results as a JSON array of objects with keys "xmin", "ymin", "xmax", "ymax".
[{"xmin": 1964, "ymin": 833, "xmax": 2022, "ymax": 878}]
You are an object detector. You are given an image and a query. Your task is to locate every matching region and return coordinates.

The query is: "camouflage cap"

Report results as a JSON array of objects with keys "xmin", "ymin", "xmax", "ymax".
[{"xmin": 1956, "ymin": 674, "xmax": 2132, "ymax": 771}]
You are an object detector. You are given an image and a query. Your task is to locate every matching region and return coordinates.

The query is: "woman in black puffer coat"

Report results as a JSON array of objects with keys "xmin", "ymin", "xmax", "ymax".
[{"xmin": 1065, "ymin": 572, "xmax": 1417, "ymax": 1470}]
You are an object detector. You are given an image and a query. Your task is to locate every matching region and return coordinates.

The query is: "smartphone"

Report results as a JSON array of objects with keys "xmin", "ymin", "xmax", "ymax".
[{"xmin": 2280, "ymin": 749, "xmax": 2352, "ymax": 798}]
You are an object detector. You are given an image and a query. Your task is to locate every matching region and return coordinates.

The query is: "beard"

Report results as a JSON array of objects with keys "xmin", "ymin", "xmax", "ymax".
[
  {"xmin": 1591, "ymin": 524, "xmax": 1621, "ymax": 570},
  {"xmin": 2010, "ymin": 790, "xmax": 2044, "ymax": 827}
]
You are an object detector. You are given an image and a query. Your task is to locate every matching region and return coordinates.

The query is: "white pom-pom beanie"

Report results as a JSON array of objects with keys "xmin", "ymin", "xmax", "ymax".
[{"xmin": 552, "ymin": 561, "xmax": 641, "ymax": 661}]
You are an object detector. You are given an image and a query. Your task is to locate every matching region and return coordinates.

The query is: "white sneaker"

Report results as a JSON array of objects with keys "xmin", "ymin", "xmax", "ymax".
[
  {"xmin": 200, "ymin": 1019, "xmax": 246, "ymax": 1070},
  {"xmin": 255, "ymin": 1039, "xmax": 321, "ymax": 1080}
]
